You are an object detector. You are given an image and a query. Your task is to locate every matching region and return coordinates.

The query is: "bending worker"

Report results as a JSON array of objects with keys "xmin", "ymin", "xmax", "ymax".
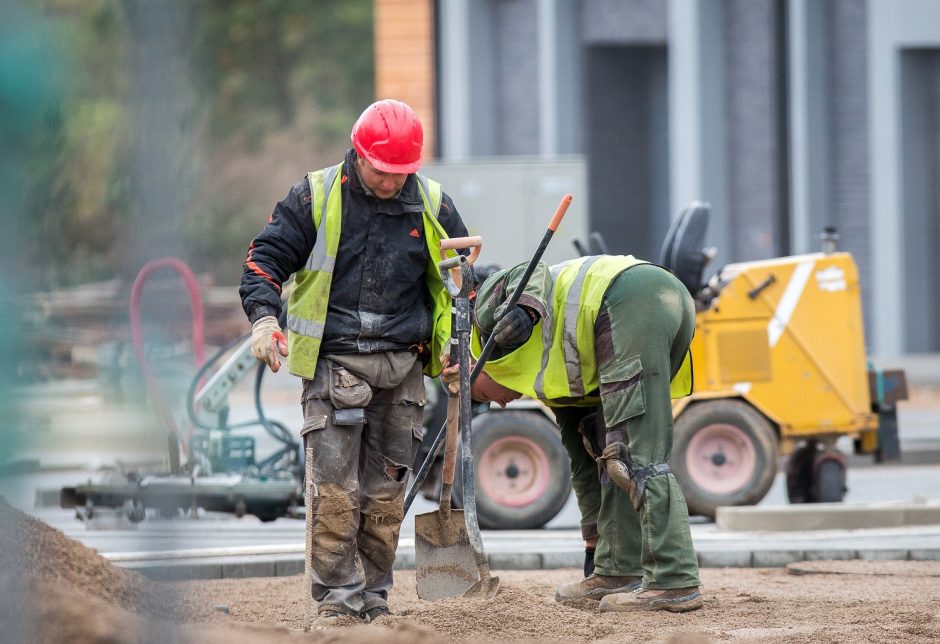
[
  {"xmin": 240, "ymin": 99, "xmax": 469, "ymax": 624},
  {"xmin": 467, "ymin": 255, "xmax": 702, "ymax": 613}
]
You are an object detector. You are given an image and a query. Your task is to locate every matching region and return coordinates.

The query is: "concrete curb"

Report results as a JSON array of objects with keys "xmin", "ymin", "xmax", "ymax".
[
  {"xmin": 114, "ymin": 545, "xmax": 940, "ymax": 582},
  {"xmin": 716, "ymin": 503, "xmax": 940, "ymax": 531}
]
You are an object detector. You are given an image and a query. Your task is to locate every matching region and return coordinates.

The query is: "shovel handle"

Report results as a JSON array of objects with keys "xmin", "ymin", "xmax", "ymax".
[
  {"xmin": 404, "ymin": 195, "xmax": 571, "ymax": 516},
  {"xmin": 440, "ymin": 396, "xmax": 460, "ymax": 488},
  {"xmin": 440, "ymin": 236, "xmax": 482, "ymax": 265}
]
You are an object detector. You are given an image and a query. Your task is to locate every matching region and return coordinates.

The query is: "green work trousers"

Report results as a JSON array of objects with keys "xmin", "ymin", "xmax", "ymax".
[{"xmin": 553, "ymin": 263, "xmax": 700, "ymax": 589}]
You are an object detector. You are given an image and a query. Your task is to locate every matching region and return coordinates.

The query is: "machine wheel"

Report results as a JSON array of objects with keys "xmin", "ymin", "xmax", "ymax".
[
  {"xmin": 672, "ymin": 399, "xmax": 779, "ymax": 519},
  {"xmin": 126, "ymin": 499, "xmax": 146, "ymax": 523},
  {"xmin": 785, "ymin": 442, "xmax": 817, "ymax": 503},
  {"xmin": 455, "ymin": 410, "xmax": 572, "ymax": 530},
  {"xmin": 813, "ymin": 457, "xmax": 847, "ymax": 503},
  {"xmin": 234, "ymin": 498, "xmax": 247, "ymax": 518},
  {"xmin": 254, "ymin": 507, "xmax": 281, "ymax": 523},
  {"xmin": 786, "ymin": 443, "xmax": 848, "ymax": 504}
]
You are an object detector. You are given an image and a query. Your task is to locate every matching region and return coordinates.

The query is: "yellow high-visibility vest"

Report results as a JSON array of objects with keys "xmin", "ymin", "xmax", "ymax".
[
  {"xmin": 287, "ymin": 162, "xmax": 455, "ymax": 378},
  {"xmin": 472, "ymin": 256, "xmax": 693, "ymax": 404}
]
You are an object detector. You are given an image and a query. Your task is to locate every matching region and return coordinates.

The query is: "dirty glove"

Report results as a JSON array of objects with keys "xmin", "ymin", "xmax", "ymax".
[
  {"xmin": 491, "ymin": 304, "xmax": 538, "ymax": 349},
  {"xmin": 251, "ymin": 316, "xmax": 288, "ymax": 373},
  {"xmin": 597, "ymin": 442, "xmax": 640, "ymax": 509},
  {"xmin": 598, "ymin": 442, "xmax": 670, "ymax": 512}
]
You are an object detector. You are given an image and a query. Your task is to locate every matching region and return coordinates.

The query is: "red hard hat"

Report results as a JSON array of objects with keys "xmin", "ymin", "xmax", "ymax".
[{"xmin": 351, "ymin": 99, "xmax": 423, "ymax": 174}]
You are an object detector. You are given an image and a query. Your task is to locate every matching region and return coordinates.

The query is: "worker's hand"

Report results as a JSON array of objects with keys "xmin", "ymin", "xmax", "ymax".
[
  {"xmin": 251, "ymin": 316, "xmax": 288, "ymax": 373},
  {"xmin": 439, "ymin": 352, "xmax": 473, "ymax": 395},
  {"xmin": 492, "ymin": 304, "xmax": 538, "ymax": 349}
]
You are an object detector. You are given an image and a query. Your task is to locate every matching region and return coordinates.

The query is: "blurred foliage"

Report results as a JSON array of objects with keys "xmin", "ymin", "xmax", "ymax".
[
  {"xmin": 192, "ymin": 0, "xmax": 374, "ymax": 143},
  {"xmin": 1, "ymin": 1, "xmax": 68, "ymax": 463},
  {"xmin": 25, "ymin": 0, "xmax": 374, "ymax": 287}
]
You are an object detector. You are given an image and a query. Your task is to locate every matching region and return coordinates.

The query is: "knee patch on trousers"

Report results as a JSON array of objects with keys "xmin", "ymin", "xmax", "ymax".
[
  {"xmin": 361, "ymin": 495, "xmax": 405, "ymax": 524},
  {"xmin": 309, "ymin": 493, "xmax": 359, "ymax": 586},
  {"xmin": 358, "ymin": 495, "xmax": 405, "ymax": 574}
]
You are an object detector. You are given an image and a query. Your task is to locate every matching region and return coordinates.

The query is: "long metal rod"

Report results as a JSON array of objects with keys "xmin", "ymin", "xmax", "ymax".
[{"xmin": 404, "ymin": 194, "xmax": 572, "ymax": 514}]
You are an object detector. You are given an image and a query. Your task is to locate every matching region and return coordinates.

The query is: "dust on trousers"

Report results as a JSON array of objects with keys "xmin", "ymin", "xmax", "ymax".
[{"xmin": 301, "ymin": 354, "xmax": 425, "ymax": 616}]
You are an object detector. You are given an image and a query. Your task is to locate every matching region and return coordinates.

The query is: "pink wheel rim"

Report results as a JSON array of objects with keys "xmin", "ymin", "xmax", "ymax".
[
  {"xmin": 477, "ymin": 436, "xmax": 551, "ymax": 507},
  {"xmin": 685, "ymin": 423, "xmax": 757, "ymax": 495}
]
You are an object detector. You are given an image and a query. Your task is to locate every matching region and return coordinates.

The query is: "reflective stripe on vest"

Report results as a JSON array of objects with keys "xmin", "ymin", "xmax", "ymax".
[
  {"xmin": 303, "ymin": 163, "xmax": 342, "ymax": 273},
  {"xmin": 286, "ymin": 163, "xmax": 452, "ymax": 379}
]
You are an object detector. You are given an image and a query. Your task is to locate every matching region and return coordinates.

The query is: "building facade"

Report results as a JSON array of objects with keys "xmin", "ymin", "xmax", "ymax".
[{"xmin": 376, "ymin": 0, "xmax": 940, "ymax": 357}]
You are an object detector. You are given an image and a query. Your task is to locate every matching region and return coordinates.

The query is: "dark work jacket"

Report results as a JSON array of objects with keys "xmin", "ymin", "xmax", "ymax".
[{"xmin": 239, "ymin": 148, "xmax": 469, "ymax": 355}]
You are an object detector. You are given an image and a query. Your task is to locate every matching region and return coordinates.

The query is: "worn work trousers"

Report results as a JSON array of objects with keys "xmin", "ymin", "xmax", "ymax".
[
  {"xmin": 554, "ymin": 264, "xmax": 700, "ymax": 589},
  {"xmin": 301, "ymin": 356, "xmax": 425, "ymax": 615}
]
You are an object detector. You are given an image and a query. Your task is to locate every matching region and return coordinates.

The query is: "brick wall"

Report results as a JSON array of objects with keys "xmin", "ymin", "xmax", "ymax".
[{"xmin": 374, "ymin": 0, "xmax": 437, "ymax": 158}]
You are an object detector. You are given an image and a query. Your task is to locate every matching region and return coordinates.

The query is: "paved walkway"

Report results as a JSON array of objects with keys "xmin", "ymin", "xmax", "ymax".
[{"xmin": 101, "ymin": 507, "xmax": 940, "ymax": 581}]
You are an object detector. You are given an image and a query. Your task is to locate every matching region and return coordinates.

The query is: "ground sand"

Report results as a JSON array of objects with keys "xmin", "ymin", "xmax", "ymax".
[{"xmin": 2, "ymin": 497, "xmax": 940, "ymax": 643}]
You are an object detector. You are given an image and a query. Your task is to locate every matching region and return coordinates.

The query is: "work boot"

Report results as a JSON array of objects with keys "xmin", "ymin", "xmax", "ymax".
[
  {"xmin": 362, "ymin": 605, "xmax": 392, "ymax": 623},
  {"xmin": 312, "ymin": 608, "xmax": 362, "ymax": 629},
  {"xmin": 599, "ymin": 587, "xmax": 703, "ymax": 613},
  {"xmin": 554, "ymin": 574, "xmax": 642, "ymax": 602}
]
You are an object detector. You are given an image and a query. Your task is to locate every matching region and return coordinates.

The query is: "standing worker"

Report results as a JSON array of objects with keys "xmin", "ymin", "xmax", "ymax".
[
  {"xmin": 240, "ymin": 99, "xmax": 469, "ymax": 624},
  {"xmin": 463, "ymin": 255, "xmax": 702, "ymax": 613}
]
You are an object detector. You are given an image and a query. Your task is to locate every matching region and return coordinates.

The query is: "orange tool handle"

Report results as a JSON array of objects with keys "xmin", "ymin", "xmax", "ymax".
[
  {"xmin": 440, "ymin": 235, "xmax": 483, "ymax": 265},
  {"xmin": 549, "ymin": 194, "xmax": 572, "ymax": 232}
]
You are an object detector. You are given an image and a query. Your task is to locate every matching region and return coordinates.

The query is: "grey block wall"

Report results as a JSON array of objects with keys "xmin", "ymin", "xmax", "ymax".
[
  {"xmin": 827, "ymin": 0, "xmax": 871, "ymax": 326},
  {"xmin": 437, "ymin": 0, "xmax": 940, "ymax": 354},
  {"xmin": 580, "ymin": 0, "xmax": 667, "ymax": 43},
  {"xmin": 492, "ymin": 0, "xmax": 539, "ymax": 156},
  {"xmin": 724, "ymin": 0, "xmax": 786, "ymax": 262}
]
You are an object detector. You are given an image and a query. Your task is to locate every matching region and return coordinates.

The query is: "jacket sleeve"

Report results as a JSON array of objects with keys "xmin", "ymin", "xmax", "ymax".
[
  {"xmin": 239, "ymin": 178, "xmax": 316, "ymax": 323},
  {"xmin": 474, "ymin": 261, "xmax": 553, "ymax": 337}
]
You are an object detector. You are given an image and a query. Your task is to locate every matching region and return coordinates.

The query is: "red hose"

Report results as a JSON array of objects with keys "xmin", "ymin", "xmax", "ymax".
[{"xmin": 129, "ymin": 258, "xmax": 206, "ymax": 457}]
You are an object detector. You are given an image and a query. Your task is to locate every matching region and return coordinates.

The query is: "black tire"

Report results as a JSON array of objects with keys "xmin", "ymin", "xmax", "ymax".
[
  {"xmin": 786, "ymin": 444, "xmax": 847, "ymax": 504},
  {"xmin": 254, "ymin": 507, "xmax": 282, "ymax": 522},
  {"xmin": 813, "ymin": 458, "xmax": 847, "ymax": 503},
  {"xmin": 785, "ymin": 442, "xmax": 817, "ymax": 504},
  {"xmin": 126, "ymin": 500, "xmax": 146, "ymax": 523},
  {"xmin": 454, "ymin": 410, "xmax": 572, "ymax": 530},
  {"xmin": 672, "ymin": 399, "xmax": 779, "ymax": 519}
]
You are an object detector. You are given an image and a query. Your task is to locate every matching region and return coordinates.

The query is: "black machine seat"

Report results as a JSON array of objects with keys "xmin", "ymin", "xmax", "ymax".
[{"xmin": 659, "ymin": 201, "xmax": 711, "ymax": 297}]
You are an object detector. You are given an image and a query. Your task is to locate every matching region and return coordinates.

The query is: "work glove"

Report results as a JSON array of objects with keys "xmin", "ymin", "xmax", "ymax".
[
  {"xmin": 491, "ymin": 304, "xmax": 538, "ymax": 350},
  {"xmin": 251, "ymin": 316, "xmax": 288, "ymax": 373}
]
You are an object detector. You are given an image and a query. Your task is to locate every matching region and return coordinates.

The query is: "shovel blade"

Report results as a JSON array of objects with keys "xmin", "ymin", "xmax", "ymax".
[
  {"xmin": 464, "ymin": 574, "xmax": 501, "ymax": 599},
  {"xmin": 415, "ymin": 509, "xmax": 479, "ymax": 601}
]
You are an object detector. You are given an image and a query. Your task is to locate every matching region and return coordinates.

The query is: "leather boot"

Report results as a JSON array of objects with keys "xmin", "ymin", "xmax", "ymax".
[
  {"xmin": 554, "ymin": 574, "xmax": 642, "ymax": 602},
  {"xmin": 599, "ymin": 586, "xmax": 703, "ymax": 613}
]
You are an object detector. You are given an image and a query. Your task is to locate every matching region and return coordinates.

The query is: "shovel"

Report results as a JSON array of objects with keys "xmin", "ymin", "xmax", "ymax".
[
  {"xmin": 415, "ymin": 236, "xmax": 498, "ymax": 600},
  {"xmin": 414, "ymin": 387, "xmax": 477, "ymax": 600},
  {"xmin": 404, "ymin": 195, "xmax": 573, "ymax": 517}
]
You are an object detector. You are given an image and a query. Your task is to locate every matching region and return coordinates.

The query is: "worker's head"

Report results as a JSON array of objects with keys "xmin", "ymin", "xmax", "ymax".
[
  {"xmin": 351, "ymin": 99, "xmax": 423, "ymax": 197},
  {"xmin": 471, "ymin": 370, "xmax": 523, "ymax": 408}
]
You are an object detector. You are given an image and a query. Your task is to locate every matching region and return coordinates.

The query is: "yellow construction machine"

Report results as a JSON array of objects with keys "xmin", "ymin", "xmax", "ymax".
[{"xmin": 661, "ymin": 203, "xmax": 907, "ymax": 518}]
